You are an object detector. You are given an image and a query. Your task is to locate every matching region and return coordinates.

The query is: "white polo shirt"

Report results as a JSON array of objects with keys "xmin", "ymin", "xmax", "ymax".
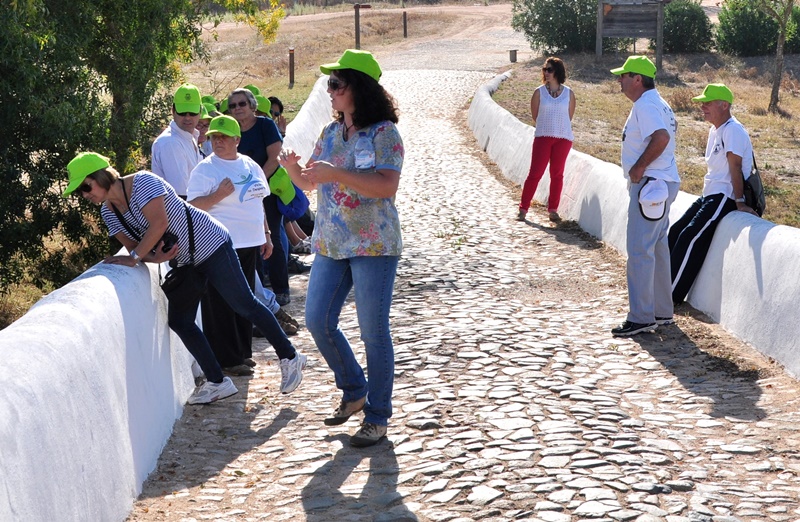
[
  {"xmin": 702, "ymin": 116, "xmax": 753, "ymax": 198},
  {"xmin": 621, "ymin": 89, "xmax": 680, "ymax": 183},
  {"xmin": 151, "ymin": 120, "xmax": 202, "ymax": 197}
]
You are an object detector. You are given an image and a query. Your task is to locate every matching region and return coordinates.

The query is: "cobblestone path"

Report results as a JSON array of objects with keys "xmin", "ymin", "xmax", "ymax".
[{"xmin": 128, "ymin": 16, "xmax": 800, "ymax": 522}]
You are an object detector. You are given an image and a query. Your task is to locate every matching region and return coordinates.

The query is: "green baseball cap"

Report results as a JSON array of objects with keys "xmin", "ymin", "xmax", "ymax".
[
  {"xmin": 63, "ymin": 152, "xmax": 110, "ymax": 197},
  {"xmin": 201, "ymin": 95, "xmax": 217, "ymax": 105},
  {"xmin": 199, "ymin": 104, "xmax": 212, "ymax": 120},
  {"xmin": 219, "ymin": 98, "xmax": 229, "ymax": 114},
  {"xmin": 320, "ymin": 49, "xmax": 382, "ymax": 82},
  {"xmin": 174, "ymin": 83, "xmax": 201, "ymax": 114},
  {"xmin": 255, "ymin": 94, "xmax": 272, "ymax": 115},
  {"xmin": 610, "ymin": 55, "xmax": 657, "ymax": 79},
  {"xmin": 244, "ymin": 84, "xmax": 261, "ymax": 96},
  {"xmin": 692, "ymin": 83, "xmax": 734, "ymax": 104},
  {"xmin": 205, "ymin": 115, "xmax": 241, "ymax": 138},
  {"xmin": 202, "ymin": 103, "xmax": 220, "ymax": 119}
]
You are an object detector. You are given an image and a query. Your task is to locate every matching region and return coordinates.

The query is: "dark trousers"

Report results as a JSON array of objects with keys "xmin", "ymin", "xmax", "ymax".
[
  {"xmin": 669, "ymin": 193, "xmax": 737, "ymax": 304},
  {"xmin": 200, "ymin": 246, "xmax": 257, "ymax": 367},
  {"xmin": 263, "ymin": 194, "xmax": 290, "ymax": 294},
  {"xmin": 167, "ymin": 239, "xmax": 296, "ymax": 383}
]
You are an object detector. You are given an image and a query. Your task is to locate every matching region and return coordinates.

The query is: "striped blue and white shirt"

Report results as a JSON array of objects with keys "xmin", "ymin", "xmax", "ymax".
[{"xmin": 100, "ymin": 172, "xmax": 230, "ymax": 266}]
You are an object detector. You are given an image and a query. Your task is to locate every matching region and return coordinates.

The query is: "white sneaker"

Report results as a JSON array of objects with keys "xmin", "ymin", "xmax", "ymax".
[
  {"xmin": 279, "ymin": 352, "xmax": 307, "ymax": 394},
  {"xmin": 188, "ymin": 376, "xmax": 238, "ymax": 404}
]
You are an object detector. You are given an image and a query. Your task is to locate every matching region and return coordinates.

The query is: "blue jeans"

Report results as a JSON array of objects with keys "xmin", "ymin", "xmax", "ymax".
[
  {"xmin": 167, "ymin": 239, "xmax": 296, "ymax": 383},
  {"xmin": 305, "ymin": 254, "xmax": 399, "ymax": 426}
]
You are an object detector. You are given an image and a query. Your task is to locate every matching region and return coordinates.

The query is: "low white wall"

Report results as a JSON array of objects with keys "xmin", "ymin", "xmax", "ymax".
[
  {"xmin": 469, "ymin": 71, "xmax": 800, "ymax": 377},
  {"xmin": 0, "ymin": 260, "xmax": 196, "ymax": 522}
]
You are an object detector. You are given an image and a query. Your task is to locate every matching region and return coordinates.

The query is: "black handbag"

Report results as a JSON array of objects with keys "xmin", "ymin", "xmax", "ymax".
[{"xmin": 159, "ymin": 206, "xmax": 207, "ymax": 309}]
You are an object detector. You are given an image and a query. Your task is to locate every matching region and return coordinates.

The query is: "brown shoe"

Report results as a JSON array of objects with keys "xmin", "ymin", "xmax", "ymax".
[
  {"xmin": 516, "ymin": 209, "xmax": 527, "ymax": 221},
  {"xmin": 275, "ymin": 307, "xmax": 299, "ymax": 327},
  {"xmin": 350, "ymin": 422, "xmax": 387, "ymax": 447},
  {"xmin": 243, "ymin": 358, "xmax": 256, "ymax": 368},
  {"xmin": 549, "ymin": 211, "xmax": 562, "ymax": 223},
  {"xmin": 324, "ymin": 396, "xmax": 366, "ymax": 426}
]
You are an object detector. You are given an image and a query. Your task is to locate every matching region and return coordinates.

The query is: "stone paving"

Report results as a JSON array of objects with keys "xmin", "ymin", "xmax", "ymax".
[{"xmin": 127, "ymin": 17, "xmax": 800, "ymax": 522}]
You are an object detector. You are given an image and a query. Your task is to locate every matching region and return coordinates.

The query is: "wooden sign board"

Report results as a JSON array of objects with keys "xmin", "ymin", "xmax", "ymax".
[{"xmin": 596, "ymin": 0, "xmax": 665, "ymax": 69}]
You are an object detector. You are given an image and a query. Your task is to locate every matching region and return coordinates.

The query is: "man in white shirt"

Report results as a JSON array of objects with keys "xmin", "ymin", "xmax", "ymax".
[
  {"xmin": 669, "ymin": 84, "xmax": 756, "ymax": 304},
  {"xmin": 152, "ymin": 84, "xmax": 203, "ymax": 198},
  {"xmin": 611, "ymin": 56, "xmax": 681, "ymax": 337}
]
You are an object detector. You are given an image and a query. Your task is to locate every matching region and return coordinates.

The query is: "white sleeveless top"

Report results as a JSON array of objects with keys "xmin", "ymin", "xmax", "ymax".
[{"xmin": 534, "ymin": 84, "xmax": 574, "ymax": 141}]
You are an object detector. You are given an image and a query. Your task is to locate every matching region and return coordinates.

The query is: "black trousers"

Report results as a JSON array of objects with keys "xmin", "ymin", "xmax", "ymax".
[
  {"xmin": 200, "ymin": 246, "xmax": 257, "ymax": 367},
  {"xmin": 668, "ymin": 193, "xmax": 737, "ymax": 304}
]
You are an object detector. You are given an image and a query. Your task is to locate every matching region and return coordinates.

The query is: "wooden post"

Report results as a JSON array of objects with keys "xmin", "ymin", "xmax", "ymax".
[
  {"xmin": 656, "ymin": 0, "xmax": 664, "ymax": 71},
  {"xmin": 596, "ymin": 0, "xmax": 604, "ymax": 58},
  {"xmin": 289, "ymin": 47, "xmax": 295, "ymax": 88},
  {"xmin": 403, "ymin": 10, "xmax": 407, "ymax": 38},
  {"xmin": 355, "ymin": 4, "xmax": 361, "ymax": 50}
]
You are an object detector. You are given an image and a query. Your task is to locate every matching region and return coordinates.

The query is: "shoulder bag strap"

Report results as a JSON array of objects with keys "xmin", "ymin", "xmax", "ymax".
[
  {"xmin": 183, "ymin": 204, "xmax": 196, "ymax": 265},
  {"xmin": 109, "ymin": 202, "xmax": 142, "ymax": 242}
]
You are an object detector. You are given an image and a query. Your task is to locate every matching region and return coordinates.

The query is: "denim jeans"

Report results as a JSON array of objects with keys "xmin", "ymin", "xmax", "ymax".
[
  {"xmin": 254, "ymin": 272, "xmax": 280, "ymax": 314},
  {"xmin": 305, "ymin": 254, "xmax": 399, "ymax": 426},
  {"xmin": 167, "ymin": 239, "xmax": 296, "ymax": 383}
]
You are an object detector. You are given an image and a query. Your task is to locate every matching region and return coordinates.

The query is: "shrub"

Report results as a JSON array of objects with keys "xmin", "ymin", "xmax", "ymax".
[
  {"xmin": 511, "ymin": 0, "xmax": 626, "ymax": 53},
  {"xmin": 716, "ymin": 0, "xmax": 778, "ymax": 56},
  {"xmin": 659, "ymin": 0, "xmax": 713, "ymax": 53},
  {"xmin": 784, "ymin": 6, "xmax": 800, "ymax": 54}
]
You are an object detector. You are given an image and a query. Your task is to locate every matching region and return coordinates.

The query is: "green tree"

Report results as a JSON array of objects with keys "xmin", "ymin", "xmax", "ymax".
[
  {"xmin": 660, "ymin": 0, "xmax": 713, "ymax": 53},
  {"xmin": 1, "ymin": 0, "xmax": 284, "ymax": 294},
  {"xmin": 511, "ymin": 0, "xmax": 598, "ymax": 53}
]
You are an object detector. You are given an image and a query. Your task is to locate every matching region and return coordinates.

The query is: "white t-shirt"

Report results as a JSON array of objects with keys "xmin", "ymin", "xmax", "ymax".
[
  {"xmin": 621, "ymin": 89, "xmax": 680, "ymax": 183},
  {"xmin": 187, "ymin": 154, "xmax": 270, "ymax": 249},
  {"xmin": 151, "ymin": 120, "xmax": 202, "ymax": 197},
  {"xmin": 702, "ymin": 116, "xmax": 754, "ymax": 198}
]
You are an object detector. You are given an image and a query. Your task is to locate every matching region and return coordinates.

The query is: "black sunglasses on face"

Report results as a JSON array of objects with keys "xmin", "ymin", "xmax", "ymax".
[
  {"xmin": 231, "ymin": 100, "xmax": 249, "ymax": 109},
  {"xmin": 271, "ymin": 110, "xmax": 281, "ymax": 117},
  {"xmin": 176, "ymin": 111, "xmax": 199, "ymax": 117},
  {"xmin": 78, "ymin": 182, "xmax": 93, "ymax": 193},
  {"xmin": 542, "ymin": 67, "xmax": 554, "ymax": 73},
  {"xmin": 328, "ymin": 78, "xmax": 347, "ymax": 91}
]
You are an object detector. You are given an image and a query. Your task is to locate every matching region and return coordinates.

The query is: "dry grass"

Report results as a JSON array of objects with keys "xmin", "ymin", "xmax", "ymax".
[
  {"xmin": 493, "ymin": 52, "xmax": 800, "ymax": 227},
  {"xmin": 184, "ymin": 8, "xmax": 458, "ymax": 123}
]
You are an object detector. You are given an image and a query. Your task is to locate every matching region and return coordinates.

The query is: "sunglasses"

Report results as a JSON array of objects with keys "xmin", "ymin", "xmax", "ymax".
[
  {"xmin": 271, "ymin": 110, "xmax": 282, "ymax": 117},
  {"xmin": 327, "ymin": 78, "xmax": 347, "ymax": 91},
  {"xmin": 176, "ymin": 111, "xmax": 199, "ymax": 117},
  {"xmin": 78, "ymin": 182, "xmax": 93, "ymax": 193},
  {"xmin": 542, "ymin": 67, "xmax": 554, "ymax": 73},
  {"xmin": 231, "ymin": 100, "xmax": 249, "ymax": 109}
]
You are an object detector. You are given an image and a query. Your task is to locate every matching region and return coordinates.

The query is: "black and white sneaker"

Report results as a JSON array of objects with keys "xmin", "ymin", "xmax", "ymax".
[
  {"xmin": 611, "ymin": 321, "xmax": 657, "ymax": 337},
  {"xmin": 655, "ymin": 316, "xmax": 674, "ymax": 326}
]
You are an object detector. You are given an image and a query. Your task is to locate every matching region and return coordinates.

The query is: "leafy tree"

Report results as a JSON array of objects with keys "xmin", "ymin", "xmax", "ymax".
[
  {"xmin": 716, "ymin": 0, "xmax": 779, "ymax": 56},
  {"xmin": 1, "ymin": 0, "xmax": 284, "ymax": 294},
  {"xmin": 659, "ymin": 0, "xmax": 714, "ymax": 53},
  {"xmin": 511, "ymin": 0, "xmax": 599, "ymax": 53}
]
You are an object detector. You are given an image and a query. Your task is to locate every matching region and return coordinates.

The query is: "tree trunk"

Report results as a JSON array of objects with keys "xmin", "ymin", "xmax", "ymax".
[{"xmin": 770, "ymin": 23, "xmax": 786, "ymax": 113}]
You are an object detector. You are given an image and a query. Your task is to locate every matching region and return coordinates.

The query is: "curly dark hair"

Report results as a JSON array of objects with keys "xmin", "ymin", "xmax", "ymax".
[
  {"xmin": 331, "ymin": 68, "xmax": 399, "ymax": 127},
  {"xmin": 541, "ymin": 57, "xmax": 567, "ymax": 85}
]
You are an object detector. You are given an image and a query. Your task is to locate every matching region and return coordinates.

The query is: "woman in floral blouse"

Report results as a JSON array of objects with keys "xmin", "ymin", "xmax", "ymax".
[{"xmin": 279, "ymin": 49, "xmax": 403, "ymax": 447}]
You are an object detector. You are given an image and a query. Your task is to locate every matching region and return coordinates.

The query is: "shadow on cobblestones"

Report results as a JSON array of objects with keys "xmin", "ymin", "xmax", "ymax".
[
  {"xmin": 634, "ymin": 329, "xmax": 766, "ymax": 421},
  {"xmin": 301, "ymin": 440, "xmax": 417, "ymax": 522}
]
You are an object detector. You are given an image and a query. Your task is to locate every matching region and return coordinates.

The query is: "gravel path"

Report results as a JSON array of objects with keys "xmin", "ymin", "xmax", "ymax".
[{"xmin": 127, "ymin": 6, "xmax": 800, "ymax": 522}]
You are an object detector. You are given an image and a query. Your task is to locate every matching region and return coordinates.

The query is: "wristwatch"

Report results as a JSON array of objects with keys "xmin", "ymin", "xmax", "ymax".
[
  {"xmin": 130, "ymin": 249, "xmax": 141, "ymax": 262},
  {"xmin": 735, "ymin": 197, "xmax": 745, "ymax": 203}
]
